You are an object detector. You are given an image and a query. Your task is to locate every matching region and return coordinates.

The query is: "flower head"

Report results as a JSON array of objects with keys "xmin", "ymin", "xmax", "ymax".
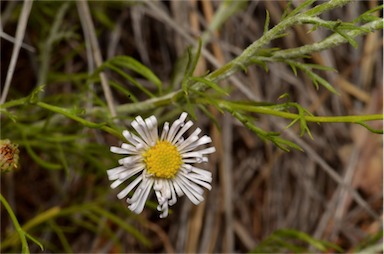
[
  {"xmin": 0, "ymin": 139, "xmax": 20, "ymax": 173},
  {"xmin": 107, "ymin": 112, "xmax": 215, "ymax": 218}
]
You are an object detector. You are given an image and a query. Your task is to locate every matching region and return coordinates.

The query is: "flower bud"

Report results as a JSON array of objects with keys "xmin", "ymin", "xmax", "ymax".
[{"xmin": 0, "ymin": 139, "xmax": 20, "ymax": 173}]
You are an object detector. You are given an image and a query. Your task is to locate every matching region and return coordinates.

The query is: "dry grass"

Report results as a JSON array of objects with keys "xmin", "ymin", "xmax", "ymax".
[{"xmin": 1, "ymin": 1, "xmax": 382, "ymax": 253}]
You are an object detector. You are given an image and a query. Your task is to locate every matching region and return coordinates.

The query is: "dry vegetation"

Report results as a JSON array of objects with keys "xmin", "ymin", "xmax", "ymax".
[{"xmin": 1, "ymin": 1, "xmax": 383, "ymax": 253}]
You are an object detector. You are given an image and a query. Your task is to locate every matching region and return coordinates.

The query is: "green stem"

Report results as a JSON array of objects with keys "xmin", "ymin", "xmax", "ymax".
[
  {"xmin": 206, "ymin": 0, "xmax": 353, "ymax": 82},
  {"xmin": 271, "ymin": 19, "xmax": 383, "ymax": 59},
  {"xmin": 0, "ymin": 194, "xmax": 30, "ymax": 254},
  {"xmin": 221, "ymin": 101, "xmax": 382, "ymax": 123},
  {"xmin": 0, "ymin": 99, "xmax": 123, "ymax": 138},
  {"xmin": 36, "ymin": 102, "xmax": 123, "ymax": 139},
  {"xmin": 113, "ymin": 2, "xmax": 380, "ymax": 115}
]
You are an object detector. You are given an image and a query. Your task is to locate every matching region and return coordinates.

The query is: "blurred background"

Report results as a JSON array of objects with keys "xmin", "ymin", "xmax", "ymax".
[{"xmin": 1, "ymin": 1, "xmax": 382, "ymax": 253}]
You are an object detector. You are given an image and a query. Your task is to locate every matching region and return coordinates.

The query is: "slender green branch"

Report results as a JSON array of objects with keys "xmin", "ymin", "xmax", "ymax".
[
  {"xmin": 220, "ymin": 100, "xmax": 382, "ymax": 123},
  {"xmin": 271, "ymin": 19, "xmax": 383, "ymax": 59},
  {"xmin": 0, "ymin": 97, "xmax": 28, "ymax": 110},
  {"xmin": 219, "ymin": 100, "xmax": 383, "ymax": 134},
  {"xmin": 110, "ymin": 2, "xmax": 380, "ymax": 115},
  {"xmin": 35, "ymin": 102, "xmax": 123, "ymax": 139},
  {"xmin": 0, "ymin": 98, "xmax": 120, "ymax": 139},
  {"xmin": 0, "ymin": 194, "xmax": 30, "ymax": 254},
  {"xmin": 205, "ymin": 0, "xmax": 353, "ymax": 82}
]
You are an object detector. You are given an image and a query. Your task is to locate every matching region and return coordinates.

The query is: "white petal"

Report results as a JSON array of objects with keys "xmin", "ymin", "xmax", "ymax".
[
  {"xmin": 123, "ymin": 130, "xmax": 139, "ymax": 146},
  {"xmin": 188, "ymin": 165, "xmax": 213, "ymax": 178},
  {"xmin": 159, "ymin": 207, "xmax": 169, "ymax": 218},
  {"xmin": 163, "ymin": 180, "xmax": 172, "ymax": 199},
  {"xmin": 179, "ymin": 171, "xmax": 212, "ymax": 190},
  {"xmin": 155, "ymin": 189, "xmax": 165, "ymax": 205},
  {"xmin": 127, "ymin": 185, "xmax": 143, "ymax": 203},
  {"xmin": 171, "ymin": 120, "xmax": 193, "ymax": 144},
  {"xmin": 110, "ymin": 146, "xmax": 130, "ymax": 154},
  {"xmin": 118, "ymin": 155, "xmax": 142, "ymax": 165},
  {"xmin": 117, "ymin": 164, "xmax": 145, "ymax": 180},
  {"xmin": 131, "ymin": 134, "xmax": 149, "ymax": 150},
  {"xmin": 117, "ymin": 176, "xmax": 143, "ymax": 199},
  {"xmin": 121, "ymin": 143, "xmax": 140, "ymax": 153},
  {"xmin": 132, "ymin": 117, "xmax": 151, "ymax": 146},
  {"xmin": 146, "ymin": 116, "xmax": 158, "ymax": 145},
  {"xmin": 174, "ymin": 177, "xmax": 203, "ymax": 205},
  {"xmin": 179, "ymin": 112, "xmax": 188, "ymax": 122},
  {"xmin": 172, "ymin": 179, "xmax": 184, "ymax": 197},
  {"xmin": 160, "ymin": 122, "xmax": 169, "ymax": 141},
  {"xmin": 110, "ymin": 178, "xmax": 125, "ymax": 189},
  {"xmin": 129, "ymin": 178, "xmax": 154, "ymax": 214},
  {"xmin": 178, "ymin": 174, "xmax": 204, "ymax": 195},
  {"xmin": 153, "ymin": 178, "xmax": 163, "ymax": 191},
  {"xmin": 178, "ymin": 135, "xmax": 213, "ymax": 153},
  {"xmin": 160, "ymin": 202, "xmax": 168, "ymax": 218},
  {"xmin": 166, "ymin": 119, "xmax": 182, "ymax": 142},
  {"xmin": 107, "ymin": 166, "xmax": 127, "ymax": 179},
  {"xmin": 182, "ymin": 147, "xmax": 216, "ymax": 158},
  {"xmin": 168, "ymin": 180, "xmax": 178, "ymax": 206},
  {"xmin": 176, "ymin": 129, "xmax": 201, "ymax": 151},
  {"xmin": 182, "ymin": 158, "xmax": 203, "ymax": 163}
]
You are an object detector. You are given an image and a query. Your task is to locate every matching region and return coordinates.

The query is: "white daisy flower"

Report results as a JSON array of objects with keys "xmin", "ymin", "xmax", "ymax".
[{"xmin": 107, "ymin": 112, "xmax": 215, "ymax": 218}]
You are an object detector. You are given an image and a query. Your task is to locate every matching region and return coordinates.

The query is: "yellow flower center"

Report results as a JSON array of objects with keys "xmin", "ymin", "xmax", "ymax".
[{"xmin": 143, "ymin": 141, "xmax": 182, "ymax": 179}]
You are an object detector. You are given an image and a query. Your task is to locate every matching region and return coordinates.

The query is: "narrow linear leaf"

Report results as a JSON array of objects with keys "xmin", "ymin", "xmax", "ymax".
[
  {"xmin": 190, "ymin": 77, "xmax": 228, "ymax": 96},
  {"xmin": 0, "ymin": 194, "xmax": 31, "ymax": 254},
  {"xmin": 109, "ymin": 80, "xmax": 138, "ymax": 102},
  {"xmin": 264, "ymin": 10, "xmax": 270, "ymax": 34},
  {"xmin": 24, "ymin": 233, "xmax": 44, "ymax": 251},
  {"xmin": 103, "ymin": 63, "xmax": 155, "ymax": 98},
  {"xmin": 110, "ymin": 55, "xmax": 162, "ymax": 92},
  {"xmin": 285, "ymin": 0, "xmax": 316, "ymax": 19},
  {"xmin": 334, "ymin": 28, "xmax": 358, "ymax": 48}
]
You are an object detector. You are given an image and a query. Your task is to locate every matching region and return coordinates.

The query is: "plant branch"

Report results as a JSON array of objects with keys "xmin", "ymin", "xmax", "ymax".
[
  {"xmin": 270, "ymin": 18, "xmax": 383, "ymax": 59},
  {"xmin": 111, "ymin": 3, "xmax": 381, "ymax": 115},
  {"xmin": 219, "ymin": 100, "xmax": 383, "ymax": 133},
  {"xmin": 0, "ymin": 194, "xmax": 30, "ymax": 253},
  {"xmin": 221, "ymin": 101, "xmax": 382, "ymax": 123}
]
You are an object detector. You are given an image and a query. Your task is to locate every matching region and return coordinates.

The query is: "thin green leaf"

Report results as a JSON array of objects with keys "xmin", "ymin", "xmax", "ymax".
[
  {"xmin": 353, "ymin": 5, "xmax": 383, "ymax": 23},
  {"xmin": 198, "ymin": 104, "xmax": 221, "ymax": 130},
  {"xmin": 190, "ymin": 77, "xmax": 228, "ymax": 96},
  {"xmin": 251, "ymin": 228, "xmax": 344, "ymax": 253},
  {"xmin": 184, "ymin": 39, "xmax": 203, "ymax": 79},
  {"xmin": 264, "ymin": 10, "xmax": 270, "ymax": 33},
  {"xmin": 21, "ymin": 131, "xmax": 62, "ymax": 170},
  {"xmin": 288, "ymin": 62, "xmax": 298, "ymax": 76},
  {"xmin": 356, "ymin": 122, "xmax": 383, "ymax": 134},
  {"xmin": 304, "ymin": 63, "xmax": 336, "ymax": 72},
  {"xmin": 109, "ymin": 80, "xmax": 138, "ymax": 102},
  {"xmin": 285, "ymin": 0, "xmax": 316, "ymax": 19},
  {"xmin": 24, "ymin": 233, "xmax": 44, "ymax": 251},
  {"xmin": 103, "ymin": 63, "xmax": 155, "ymax": 98},
  {"xmin": 0, "ymin": 194, "xmax": 31, "ymax": 254},
  {"xmin": 334, "ymin": 28, "xmax": 358, "ymax": 48},
  {"xmin": 307, "ymin": 71, "xmax": 339, "ymax": 94},
  {"xmin": 250, "ymin": 57, "xmax": 269, "ymax": 72},
  {"xmin": 110, "ymin": 55, "xmax": 162, "ymax": 92}
]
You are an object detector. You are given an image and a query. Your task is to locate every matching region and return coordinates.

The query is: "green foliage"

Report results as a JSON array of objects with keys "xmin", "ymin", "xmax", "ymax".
[
  {"xmin": 1, "ymin": 0, "xmax": 382, "ymax": 252},
  {"xmin": 250, "ymin": 228, "xmax": 344, "ymax": 253},
  {"xmin": 98, "ymin": 55, "xmax": 163, "ymax": 97},
  {"xmin": 0, "ymin": 194, "xmax": 38, "ymax": 253}
]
